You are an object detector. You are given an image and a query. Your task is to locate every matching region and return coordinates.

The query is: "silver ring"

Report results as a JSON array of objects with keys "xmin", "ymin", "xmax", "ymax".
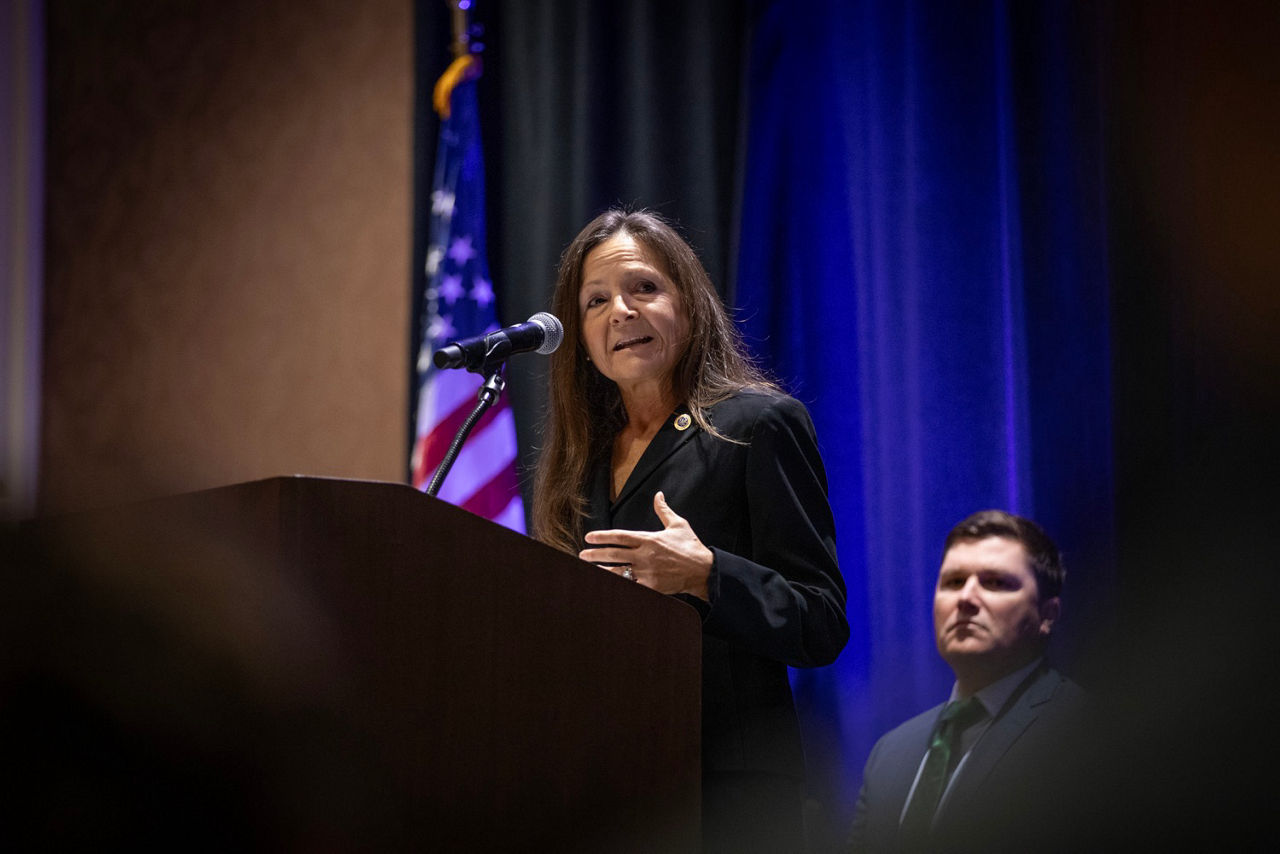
[{"xmin": 622, "ymin": 566, "xmax": 635, "ymax": 581}]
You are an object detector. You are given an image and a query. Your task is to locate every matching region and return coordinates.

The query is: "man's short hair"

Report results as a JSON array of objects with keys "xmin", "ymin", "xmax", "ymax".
[{"xmin": 942, "ymin": 510, "xmax": 1065, "ymax": 600}]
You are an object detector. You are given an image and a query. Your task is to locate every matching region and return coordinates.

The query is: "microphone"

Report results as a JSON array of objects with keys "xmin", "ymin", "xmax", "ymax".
[{"xmin": 433, "ymin": 312, "xmax": 564, "ymax": 371}]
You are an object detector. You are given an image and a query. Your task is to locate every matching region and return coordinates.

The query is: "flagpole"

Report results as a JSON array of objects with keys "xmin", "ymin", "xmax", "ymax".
[{"xmin": 449, "ymin": 0, "xmax": 470, "ymax": 57}]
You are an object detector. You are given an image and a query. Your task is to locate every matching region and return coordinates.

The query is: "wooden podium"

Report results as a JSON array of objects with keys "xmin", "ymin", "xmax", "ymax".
[{"xmin": 23, "ymin": 477, "xmax": 702, "ymax": 850}]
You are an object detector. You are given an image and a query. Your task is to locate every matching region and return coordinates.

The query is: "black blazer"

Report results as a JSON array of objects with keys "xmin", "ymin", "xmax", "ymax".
[
  {"xmin": 849, "ymin": 663, "xmax": 1088, "ymax": 853},
  {"xmin": 584, "ymin": 389, "xmax": 849, "ymax": 780}
]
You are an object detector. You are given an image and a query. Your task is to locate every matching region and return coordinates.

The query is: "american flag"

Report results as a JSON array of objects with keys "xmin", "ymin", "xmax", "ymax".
[{"xmin": 411, "ymin": 67, "xmax": 526, "ymax": 533}]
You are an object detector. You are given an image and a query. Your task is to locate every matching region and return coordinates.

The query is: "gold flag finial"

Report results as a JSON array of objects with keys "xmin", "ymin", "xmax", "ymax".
[{"xmin": 434, "ymin": 1, "xmax": 483, "ymax": 118}]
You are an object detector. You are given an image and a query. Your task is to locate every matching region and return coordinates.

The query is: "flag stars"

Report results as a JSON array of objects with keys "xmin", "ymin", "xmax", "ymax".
[
  {"xmin": 448, "ymin": 235, "xmax": 477, "ymax": 266},
  {"xmin": 439, "ymin": 275, "xmax": 465, "ymax": 304},
  {"xmin": 431, "ymin": 190, "xmax": 456, "ymax": 217},
  {"xmin": 427, "ymin": 313, "xmax": 455, "ymax": 343},
  {"xmin": 470, "ymin": 277, "xmax": 494, "ymax": 307},
  {"xmin": 425, "ymin": 246, "xmax": 445, "ymax": 276}
]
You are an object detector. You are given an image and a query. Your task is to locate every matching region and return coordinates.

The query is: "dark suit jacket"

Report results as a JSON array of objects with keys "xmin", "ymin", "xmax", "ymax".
[
  {"xmin": 585, "ymin": 390, "xmax": 848, "ymax": 851},
  {"xmin": 849, "ymin": 664, "xmax": 1088, "ymax": 854}
]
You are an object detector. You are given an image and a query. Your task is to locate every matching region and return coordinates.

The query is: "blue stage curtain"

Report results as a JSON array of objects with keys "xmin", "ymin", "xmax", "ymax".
[{"xmin": 734, "ymin": 0, "xmax": 1115, "ymax": 838}]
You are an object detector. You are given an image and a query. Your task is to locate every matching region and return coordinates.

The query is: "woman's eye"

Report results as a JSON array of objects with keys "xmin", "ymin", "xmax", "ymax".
[{"xmin": 636, "ymin": 280, "xmax": 657, "ymax": 293}]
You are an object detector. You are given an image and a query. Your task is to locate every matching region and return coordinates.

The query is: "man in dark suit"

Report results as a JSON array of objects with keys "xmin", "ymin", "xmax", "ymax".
[{"xmin": 849, "ymin": 510, "xmax": 1087, "ymax": 853}]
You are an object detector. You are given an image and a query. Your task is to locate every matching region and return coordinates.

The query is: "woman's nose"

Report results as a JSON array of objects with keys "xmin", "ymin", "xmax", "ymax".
[{"xmin": 609, "ymin": 293, "xmax": 636, "ymax": 321}]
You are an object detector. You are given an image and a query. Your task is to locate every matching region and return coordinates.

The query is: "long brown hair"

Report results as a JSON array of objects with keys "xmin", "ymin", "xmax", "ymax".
[{"xmin": 531, "ymin": 209, "xmax": 776, "ymax": 554}]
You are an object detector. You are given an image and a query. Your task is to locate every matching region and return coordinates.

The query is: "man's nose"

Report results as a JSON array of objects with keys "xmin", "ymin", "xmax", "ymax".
[{"xmin": 956, "ymin": 577, "xmax": 982, "ymax": 608}]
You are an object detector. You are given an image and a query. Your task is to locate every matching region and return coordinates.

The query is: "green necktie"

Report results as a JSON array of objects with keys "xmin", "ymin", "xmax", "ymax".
[{"xmin": 898, "ymin": 696, "xmax": 986, "ymax": 848}]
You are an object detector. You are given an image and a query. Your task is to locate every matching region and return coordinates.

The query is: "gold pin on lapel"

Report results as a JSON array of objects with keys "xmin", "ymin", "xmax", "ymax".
[{"xmin": 674, "ymin": 413, "xmax": 692, "ymax": 431}]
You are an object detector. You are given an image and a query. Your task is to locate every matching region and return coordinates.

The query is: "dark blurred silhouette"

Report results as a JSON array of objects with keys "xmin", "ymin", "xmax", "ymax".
[{"xmin": 0, "ymin": 516, "xmax": 392, "ymax": 850}]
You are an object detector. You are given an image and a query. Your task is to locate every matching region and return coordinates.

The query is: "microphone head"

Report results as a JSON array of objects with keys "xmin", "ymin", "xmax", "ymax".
[{"xmin": 529, "ymin": 312, "xmax": 564, "ymax": 355}]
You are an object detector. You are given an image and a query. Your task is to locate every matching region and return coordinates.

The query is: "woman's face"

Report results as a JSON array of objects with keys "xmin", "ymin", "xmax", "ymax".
[{"xmin": 578, "ymin": 231, "xmax": 689, "ymax": 397}]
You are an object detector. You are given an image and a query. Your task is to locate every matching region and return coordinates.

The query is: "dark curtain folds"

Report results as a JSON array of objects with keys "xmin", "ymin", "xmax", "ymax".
[{"xmin": 735, "ymin": 0, "xmax": 1114, "ymax": 839}]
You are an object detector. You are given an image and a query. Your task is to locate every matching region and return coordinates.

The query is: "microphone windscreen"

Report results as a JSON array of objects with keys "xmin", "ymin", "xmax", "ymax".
[{"xmin": 530, "ymin": 312, "xmax": 564, "ymax": 355}]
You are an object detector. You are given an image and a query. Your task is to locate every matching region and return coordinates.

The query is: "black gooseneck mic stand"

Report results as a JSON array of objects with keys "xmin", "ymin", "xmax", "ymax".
[{"xmin": 425, "ymin": 344, "xmax": 510, "ymax": 499}]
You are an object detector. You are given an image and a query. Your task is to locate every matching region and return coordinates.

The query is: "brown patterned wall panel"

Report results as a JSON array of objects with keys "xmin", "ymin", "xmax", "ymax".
[{"xmin": 41, "ymin": 2, "xmax": 412, "ymax": 514}]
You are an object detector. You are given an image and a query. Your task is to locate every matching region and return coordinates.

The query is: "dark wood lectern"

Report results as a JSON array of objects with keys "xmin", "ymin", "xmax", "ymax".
[{"xmin": 21, "ymin": 477, "xmax": 701, "ymax": 851}]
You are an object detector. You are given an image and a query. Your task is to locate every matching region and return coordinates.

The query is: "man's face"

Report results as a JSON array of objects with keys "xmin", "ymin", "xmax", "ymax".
[{"xmin": 933, "ymin": 536, "xmax": 1058, "ymax": 675}]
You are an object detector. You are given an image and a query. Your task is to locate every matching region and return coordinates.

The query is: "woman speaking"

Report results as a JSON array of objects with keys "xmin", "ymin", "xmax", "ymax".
[{"xmin": 533, "ymin": 209, "xmax": 848, "ymax": 853}]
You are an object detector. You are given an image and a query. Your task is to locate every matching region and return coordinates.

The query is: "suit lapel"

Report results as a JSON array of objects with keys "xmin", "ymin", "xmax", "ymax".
[
  {"xmin": 944, "ymin": 666, "xmax": 1059, "ymax": 800},
  {"xmin": 611, "ymin": 406, "xmax": 701, "ymax": 511},
  {"xmin": 584, "ymin": 457, "xmax": 614, "ymax": 533}
]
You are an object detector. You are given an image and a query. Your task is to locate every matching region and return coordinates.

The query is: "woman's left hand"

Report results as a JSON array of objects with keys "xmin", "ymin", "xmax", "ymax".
[{"xmin": 579, "ymin": 491, "xmax": 714, "ymax": 600}]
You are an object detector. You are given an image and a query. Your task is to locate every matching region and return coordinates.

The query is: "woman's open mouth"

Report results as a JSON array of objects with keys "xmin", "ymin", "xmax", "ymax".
[{"xmin": 613, "ymin": 336, "xmax": 653, "ymax": 351}]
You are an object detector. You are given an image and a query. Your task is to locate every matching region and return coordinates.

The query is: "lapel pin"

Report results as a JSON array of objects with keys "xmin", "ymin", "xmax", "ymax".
[{"xmin": 674, "ymin": 413, "xmax": 692, "ymax": 431}]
